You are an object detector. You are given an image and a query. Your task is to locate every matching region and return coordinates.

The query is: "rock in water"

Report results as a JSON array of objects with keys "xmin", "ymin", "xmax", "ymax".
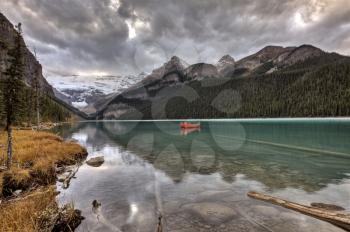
[
  {"xmin": 181, "ymin": 202, "xmax": 237, "ymax": 224},
  {"xmin": 86, "ymin": 156, "xmax": 105, "ymax": 167}
]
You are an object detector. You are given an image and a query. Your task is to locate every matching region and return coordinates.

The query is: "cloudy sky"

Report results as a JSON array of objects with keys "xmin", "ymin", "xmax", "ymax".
[{"xmin": 1, "ymin": 0, "xmax": 350, "ymax": 78}]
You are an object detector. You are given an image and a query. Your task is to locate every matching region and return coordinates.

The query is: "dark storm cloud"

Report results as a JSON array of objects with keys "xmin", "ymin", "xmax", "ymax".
[{"xmin": 1, "ymin": 0, "xmax": 349, "ymax": 77}]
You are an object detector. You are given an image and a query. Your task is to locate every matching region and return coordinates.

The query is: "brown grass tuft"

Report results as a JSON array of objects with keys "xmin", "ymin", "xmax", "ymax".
[{"xmin": 0, "ymin": 187, "xmax": 57, "ymax": 232}]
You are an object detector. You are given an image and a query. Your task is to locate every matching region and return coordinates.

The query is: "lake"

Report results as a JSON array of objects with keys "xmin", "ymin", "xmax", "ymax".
[{"xmin": 54, "ymin": 119, "xmax": 350, "ymax": 232}]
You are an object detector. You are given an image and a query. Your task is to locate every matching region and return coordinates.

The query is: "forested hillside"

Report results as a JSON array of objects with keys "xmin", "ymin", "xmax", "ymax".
[
  {"xmin": 21, "ymin": 86, "xmax": 76, "ymax": 123},
  {"xmin": 0, "ymin": 76, "xmax": 87, "ymax": 126},
  {"xmin": 0, "ymin": 12, "xmax": 87, "ymax": 126},
  {"xmin": 165, "ymin": 60, "xmax": 350, "ymax": 118},
  {"xmin": 97, "ymin": 54, "xmax": 350, "ymax": 119}
]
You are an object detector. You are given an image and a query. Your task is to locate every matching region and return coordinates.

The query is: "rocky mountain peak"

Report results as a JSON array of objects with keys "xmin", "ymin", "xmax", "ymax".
[
  {"xmin": 281, "ymin": 44, "xmax": 324, "ymax": 65},
  {"xmin": 259, "ymin": 45, "xmax": 285, "ymax": 53},
  {"xmin": 170, "ymin": 55, "xmax": 180, "ymax": 62},
  {"xmin": 159, "ymin": 56, "xmax": 188, "ymax": 74},
  {"xmin": 139, "ymin": 56, "xmax": 189, "ymax": 86},
  {"xmin": 236, "ymin": 45, "xmax": 294, "ymax": 70},
  {"xmin": 253, "ymin": 45, "xmax": 290, "ymax": 61},
  {"xmin": 216, "ymin": 55, "xmax": 236, "ymax": 77},
  {"xmin": 218, "ymin": 55, "xmax": 235, "ymax": 64},
  {"xmin": 168, "ymin": 56, "xmax": 189, "ymax": 69}
]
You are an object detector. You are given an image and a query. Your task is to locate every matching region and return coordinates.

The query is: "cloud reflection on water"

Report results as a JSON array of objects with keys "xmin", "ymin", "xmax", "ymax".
[{"xmin": 55, "ymin": 120, "xmax": 350, "ymax": 232}]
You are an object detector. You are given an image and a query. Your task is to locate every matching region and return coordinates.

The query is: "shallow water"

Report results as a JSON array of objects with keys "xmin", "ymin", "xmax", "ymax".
[{"xmin": 54, "ymin": 120, "xmax": 350, "ymax": 232}]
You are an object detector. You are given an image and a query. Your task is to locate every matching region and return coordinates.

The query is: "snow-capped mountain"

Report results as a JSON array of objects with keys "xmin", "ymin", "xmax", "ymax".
[{"xmin": 47, "ymin": 72, "xmax": 147, "ymax": 113}]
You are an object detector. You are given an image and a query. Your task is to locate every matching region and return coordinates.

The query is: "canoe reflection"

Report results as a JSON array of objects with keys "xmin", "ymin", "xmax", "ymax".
[{"xmin": 180, "ymin": 127, "xmax": 201, "ymax": 136}]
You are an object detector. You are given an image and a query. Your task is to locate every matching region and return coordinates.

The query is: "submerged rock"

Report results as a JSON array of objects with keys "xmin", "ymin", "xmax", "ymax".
[
  {"xmin": 181, "ymin": 202, "xmax": 237, "ymax": 224},
  {"xmin": 311, "ymin": 203, "xmax": 345, "ymax": 211},
  {"xmin": 86, "ymin": 156, "xmax": 105, "ymax": 167}
]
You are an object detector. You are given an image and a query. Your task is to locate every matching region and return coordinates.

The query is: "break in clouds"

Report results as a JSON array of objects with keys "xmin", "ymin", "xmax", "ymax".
[{"xmin": 1, "ymin": 0, "xmax": 350, "ymax": 77}]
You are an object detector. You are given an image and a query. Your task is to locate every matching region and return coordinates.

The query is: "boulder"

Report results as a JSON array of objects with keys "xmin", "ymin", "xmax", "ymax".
[
  {"xmin": 86, "ymin": 156, "xmax": 105, "ymax": 167},
  {"xmin": 181, "ymin": 202, "xmax": 237, "ymax": 224}
]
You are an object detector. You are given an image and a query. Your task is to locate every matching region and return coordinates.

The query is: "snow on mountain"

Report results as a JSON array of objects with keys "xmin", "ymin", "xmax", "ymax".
[{"xmin": 47, "ymin": 73, "xmax": 147, "ymax": 111}]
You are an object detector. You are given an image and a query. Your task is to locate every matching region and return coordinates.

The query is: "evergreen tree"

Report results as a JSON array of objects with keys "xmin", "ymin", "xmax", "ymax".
[
  {"xmin": 33, "ymin": 65, "xmax": 41, "ymax": 129},
  {"xmin": 25, "ymin": 87, "xmax": 33, "ymax": 126},
  {"xmin": 0, "ymin": 84, "xmax": 3, "ymax": 120},
  {"xmin": 2, "ymin": 23, "xmax": 25, "ymax": 169}
]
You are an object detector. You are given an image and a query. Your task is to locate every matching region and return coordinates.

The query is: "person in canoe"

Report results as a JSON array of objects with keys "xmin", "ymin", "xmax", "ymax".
[{"xmin": 180, "ymin": 122, "xmax": 201, "ymax": 129}]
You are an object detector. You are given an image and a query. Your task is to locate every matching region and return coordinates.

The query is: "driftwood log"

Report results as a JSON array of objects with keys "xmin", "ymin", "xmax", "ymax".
[{"xmin": 247, "ymin": 191, "xmax": 350, "ymax": 231}]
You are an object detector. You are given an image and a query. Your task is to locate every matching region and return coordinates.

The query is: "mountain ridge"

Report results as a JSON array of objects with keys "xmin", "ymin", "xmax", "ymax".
[
  {"xmin": 52, "ymin": 43, "xmax": 342, "ymax": 117},
  {"xmin": 95, "ymin": 44, "xmax": 350, "ymax": 120}
]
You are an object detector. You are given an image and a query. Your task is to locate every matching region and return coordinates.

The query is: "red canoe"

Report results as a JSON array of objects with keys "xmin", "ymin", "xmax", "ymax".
[{"xmin": 180, "ymin": 122, "xmax": 201, "ymax": 129}]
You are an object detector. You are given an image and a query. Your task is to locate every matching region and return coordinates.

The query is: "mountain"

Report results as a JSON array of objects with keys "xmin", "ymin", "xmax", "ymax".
[
  {"xmin": 225, "ymin": 45, "xmax": 325, "ymax": 77},
  {"xmin": 48, "ymin": 73, "xmax": 147, "ymax": 114},
  {"xmin": 95, "ymin": 45, "xmax": 350, "ymax": 120},
  {"xmin": 53, "ymin": 44, "xmax": 331, "ymax": 118},
  {"xmin": 137, "ymin": 56, "xmax": 189, "ymax": 86},
  {"xmin": 236, "ymin": 45, "xmax": 294, "ymax": 70},
  {"xmin": 0, "ymin": 12, "xmax": 88, "ymax": 121},
  {"xmin": 216, "ymin": 54, "xmax": 235, "ymax": 77},
  {"xmin": 0, "ymin": 13, "xmax": 54, "ymax": 95},
  {"xmin": 185, "ymin": 63, "xmax": 220, "ymax": 81}
]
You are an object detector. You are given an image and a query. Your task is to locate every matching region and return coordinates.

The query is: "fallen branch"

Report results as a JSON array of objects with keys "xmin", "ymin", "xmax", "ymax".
[
  {"xmin": 247, "ymin": 191, "xmax": 350, "ymax": 231},
  {"xmin": 62, "ymin": 165, "xmax": 80, "ymax": 189}
]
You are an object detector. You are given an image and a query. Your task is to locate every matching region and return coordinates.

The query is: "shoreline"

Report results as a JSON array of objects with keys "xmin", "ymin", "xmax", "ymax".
[
  {"xmin": 0, "ymin": 130, "xmax": 88, "ymax": 231},
  {"xmin": 78, "ymin": 117, "xmax": 350, "ymax": 123}
]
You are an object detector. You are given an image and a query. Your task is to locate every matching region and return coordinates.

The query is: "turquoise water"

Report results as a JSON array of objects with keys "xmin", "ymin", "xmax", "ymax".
[{"xmin": 55, "ymin": 120, "xmax": 350, "ymax": 232}]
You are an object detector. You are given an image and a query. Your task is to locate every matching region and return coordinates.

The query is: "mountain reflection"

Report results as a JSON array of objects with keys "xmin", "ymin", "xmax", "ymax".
[{"xmin": 55, "ymin": 120, "xmax": 350, "ymax": 192}]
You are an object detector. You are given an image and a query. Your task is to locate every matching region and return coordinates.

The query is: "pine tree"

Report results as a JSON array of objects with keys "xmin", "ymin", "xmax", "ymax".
[
  {"xmin": 2, "ymin": 23, "xmax": 25, "ymax": 169},
  {"xmin": 0, "ymin": 83, "xmax": 3, "ymax": 119},
  {"xmin": 33, "ymin": 63, "xmax": 41, "ymax": 129},
  {"xmin": 25, "ymin": 87, "xmax": 33, "ymax": 126}
]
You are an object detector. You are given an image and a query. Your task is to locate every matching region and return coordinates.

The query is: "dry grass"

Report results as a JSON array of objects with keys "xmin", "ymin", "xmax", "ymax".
[
  {"xmin": 0, "ymin": 130, "xmax": 87, "ymax": 231},
  {"xmin": 0, "ymin": 130, "xmax": 86, "ymax": 168},
  {"xmin": 0, "ymin": 130, "xmax": 87, "ymax": 194},
  {"xmin": 0, "ymin": 187, "xmax": 57, "ymax": 232}
]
